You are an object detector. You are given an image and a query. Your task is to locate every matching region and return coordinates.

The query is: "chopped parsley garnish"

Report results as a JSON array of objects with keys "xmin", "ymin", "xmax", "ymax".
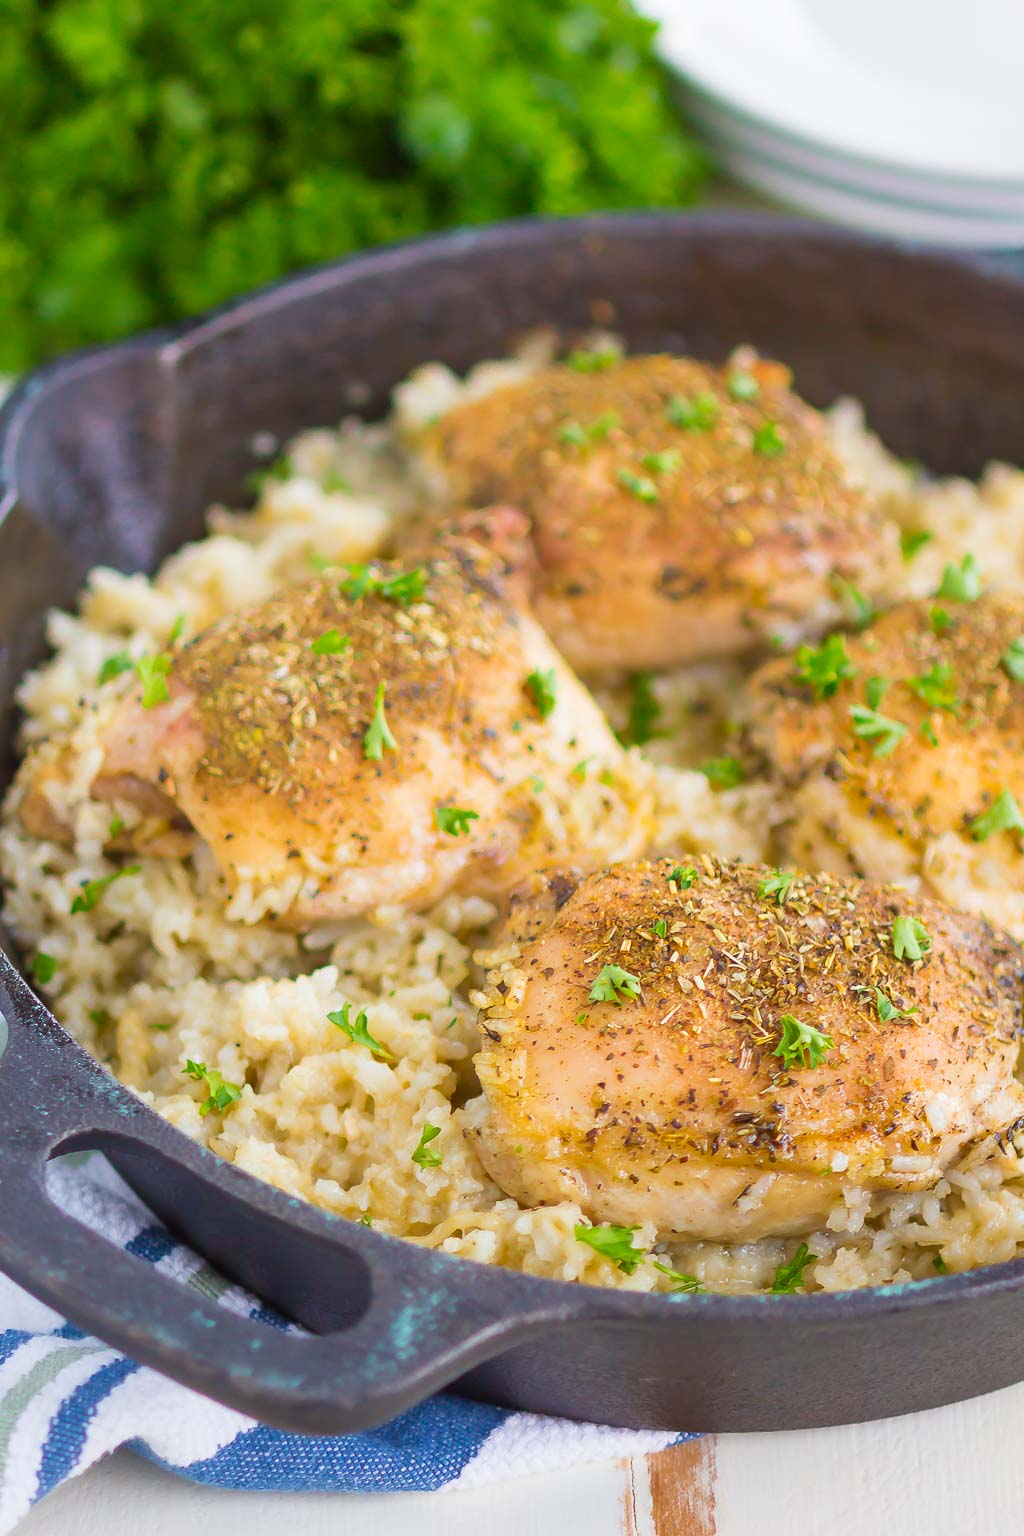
[
  {"xmin": 933, "ymin": 1255, "xmax": 949, "ymax": 1274},
  {"xmin": 900, "ymin": 528, "xmax": 934, "ymax": 561},
  {"xmin": 246, "ymin": 454, "xmax": 292, "ymax": 496},
  {"xmin": 793, "ymin": 634, "xmax": 856, "ymax": 700},
  {"xmin": 758, "ymin": 869, "xmax": 794, "ymax": 905},
  {"xmin": 589, "ymin": 964, "xmax": 642, "ymax": 1005},
  {"xmin": 666, "ymin": 864, "xmax": 697, "ymax": 890},
  {"xmin": 322, "ymin": 469, "xmax": 351, "ymax": 494},
  {"xmin": 434, "ymin": 804, "xmax": 479, "ymax": 837},
  {"xmin": 363, "ymin": 682, "xmax": 397, "ymax": 761},
  {"xmin": 30, "ymin": 951, "xmax": 57, "ymax": 985},
  {"xmin": 930, "ymin": 606, "xmax": 952, "ymax": 635},
  {"xmin": 1002, "ymin": 638, "xmax": 1024, "ymax": 682},
  {"xmin": 752, "ymin": 420, "xmax": 785, "ymax": 457},
  {"xmin": 920, "ymin": 719, "xmax": 940, "ymax": 747},
  {"xmin": 969, "ymin": 788, "xmax": 1024, "ymax": 843},
  {"xmin": 907, "ymin": 661, "xmax": 958, "ymax": 714},
  {"xmin": 327, "ymin": 1001, "xmax": 394, "ymax": 1061},
  {"xmin": 771, "ymin": 1243, "xmax": 815, "ymax": 1293},
  {"xmin": 574, "ymin": 1222, "xmax": 644, "ymax": 1274},
  {"xmin": 641, "ymin": 448, "xmax": 681, "ymax": 475},
  {"xmin": 892, "ymin": 915, "xmax": 931, "ymax": 963},
  {"xmin": 524, "ymin": 668, "xmax": 558, "ymax": 719},
  {"xmin": 652, "ymin": 1261, "xmax": 703, "ymax": 1293},
  {"xmin": 666, "ymin": 391, "xmax": 718, "ymax": 430},
  {"xmin": 70, "ymin": 864, "xmax": 141, "ymax": 914},
  {"xmin": 88, "ymin": 1008, "xmax": 112, "ymax": 1031},
  {"xmin": 135, "ymin": 652, "xmax": 172, "ymax": 708},
  {"xmin": 875, "ymin": 988, "xmax": 916, "ymax": 1022},
  {"xmin": 617, "ymin": 468, "xmax": 659, "ymax": 502},
  {"xmin": 167, "ymin": 613, "xmax": 186, "ymax": 646},
  {"xmin": 107, "ymin": 814, "xmax": 125, "ymax": 840},
  {"xmin": 182, "ymin": 1059, "xmax": 242, "ymax": 1117},
  {"xmin": 566, "ymin": 346, "xmax": 618, "ymax": 373},
  {"xmin": 570, "ymin": 758, "xmax": 591, "ymax": 781},
  {"xmin": 622, "ymin": 671, "xmax": 660, "ymax": 746},
  {"xmin": 700, "ymin": 756, "xmax": 744, "ymax": 789},
  {"xmin": 772, "ymin": 1014, "xmax": 834, "ymax": 1071},
  {"xmin": 831, "ymin": 576, "xmax": 874, "ymax": 629},
  {"xmin": 98, "ymin": 652, "xmax": 134, "ymax": 686},
  {"xmin": 341, "ymin": 564, "xmax": 427, "ymax": 606},
  {"xmin": 727, "ymin": 369, "xmax": 759, "ymax": 402},
  {"xmin": 310, "ymin": 628, "xmax": 351, "ymax": 656},
  {"xmin": 558, "ymin": 410, "xmax": 620, "ymax": 446},
  {"xmin": 411, "ymin": 1123, "xmax": 443, "ymax": 1167},
  {"xmin": 936, "ymin": 554, "xmax": 981, "ymax": 603},
  {"xmin": 865, "ymin": 676, "xmax": 889, "ymax": 710},
  {"xmin": 653, "ymin": 918, "xmax": 668, "ymax": 938},
  {"xmin": 850, "ymin": 703, "xmax": 907, "ymax": 757}
]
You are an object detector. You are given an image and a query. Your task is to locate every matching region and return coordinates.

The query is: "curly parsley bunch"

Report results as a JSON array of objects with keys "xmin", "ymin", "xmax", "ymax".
[{"xmin": 0, "ymin": 0, "xmax": 707, "ymax": 371}]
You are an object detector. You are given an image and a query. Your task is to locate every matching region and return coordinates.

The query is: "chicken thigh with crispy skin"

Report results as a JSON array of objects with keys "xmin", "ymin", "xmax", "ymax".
[
  {"xmin": 21, "ymin": 510, "xmax": 639, "ymax": 925},
  {"xmin": 422, "ymin": 352, "xmax": 898, "ymax": 672},
  {"xmin": 745, "ymin": 591, "xmax": 1024, "ymax": 919},
  {"xmin": 471, "ymin": 856, "xmax": 1024, "ymax": 1242}
]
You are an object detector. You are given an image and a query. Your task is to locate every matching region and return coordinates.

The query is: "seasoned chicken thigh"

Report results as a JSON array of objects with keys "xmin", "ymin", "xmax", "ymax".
[
  {"xmin": 423, "ymin": 352, "xmax": 898, "ymax": 672},
  {"xmin": 471, "ymin": 857, "xmax": 1024, "ymax": 1242},
  {"xmin": 23, "ymin": 510, "xmax": 642, "ymax": 925},
  {"xmin": 745, "ymin": 591, "xmax": 1024, "ymax": 932}
]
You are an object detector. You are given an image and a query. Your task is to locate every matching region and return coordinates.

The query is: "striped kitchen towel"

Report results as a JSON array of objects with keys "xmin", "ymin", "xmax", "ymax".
[{"xmin": 0, "ymin": 1154, "xmax": 681, "ymax": 1530}]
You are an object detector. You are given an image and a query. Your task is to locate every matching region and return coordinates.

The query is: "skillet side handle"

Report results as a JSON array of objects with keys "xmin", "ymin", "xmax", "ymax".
[{"xmin": 0, "ymin": 956, "xmax": 578, "ymax": 1433}]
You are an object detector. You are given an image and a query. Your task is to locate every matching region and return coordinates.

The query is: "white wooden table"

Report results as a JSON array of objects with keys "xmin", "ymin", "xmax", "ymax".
[{"xmin": 18, "ymin": 1380, "xmax": 1024, "ymax": 1535}]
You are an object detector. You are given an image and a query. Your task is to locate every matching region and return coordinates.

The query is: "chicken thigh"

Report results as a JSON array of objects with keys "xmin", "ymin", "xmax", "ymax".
[
  {"xmin": 471, "ymin": 857, "xmax": 1024, "ymax": 1242},
  {"xmin": 423, "ymin": 351, "xmax": 898, "ymax": 672}
]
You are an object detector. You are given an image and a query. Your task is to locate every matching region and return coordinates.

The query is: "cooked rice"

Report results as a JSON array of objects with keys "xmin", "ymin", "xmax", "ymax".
[{"xmin": 5, "ymin": 345, "xmax": 1024, "ymax": 1297}]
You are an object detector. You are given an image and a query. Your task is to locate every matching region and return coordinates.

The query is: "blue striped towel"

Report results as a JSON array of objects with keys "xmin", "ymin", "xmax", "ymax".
[{"xmin": 0, "ymin": 1155, "xmax": 682, "ymax": 1529}]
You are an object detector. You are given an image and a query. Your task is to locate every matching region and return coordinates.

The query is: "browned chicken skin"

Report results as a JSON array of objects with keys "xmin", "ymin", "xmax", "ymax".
[
  {"xmin": 23, "ymin": 510, "xmax": 634, "ymax": 925},
  {"xmin": 424, "ymin": 352, "xmax": 898, "ymax": 672},
  {"xmin": 745, "ymin": 592, "xmax": 1024, "ymax": 914},
  {"xmin": 472, "ymin": 857, "xmax": 1024, "ymax": 1241}
]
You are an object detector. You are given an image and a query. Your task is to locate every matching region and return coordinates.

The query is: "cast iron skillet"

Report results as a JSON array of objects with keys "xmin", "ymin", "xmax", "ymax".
[{"xmin": 3, "ymin": 212, "xmax": 1024, "ymax": 1437}]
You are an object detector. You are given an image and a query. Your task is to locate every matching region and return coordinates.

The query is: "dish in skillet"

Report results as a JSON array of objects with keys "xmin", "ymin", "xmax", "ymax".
[{"xmin": 5, "ymin": 332, "xmax": 1024, "ymax": 1297}]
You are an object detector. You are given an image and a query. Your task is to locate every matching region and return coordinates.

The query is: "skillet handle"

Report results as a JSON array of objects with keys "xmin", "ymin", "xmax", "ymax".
[{"xmin": 0, "ymin": 955, "xmax": 578, "ymax": 1433}]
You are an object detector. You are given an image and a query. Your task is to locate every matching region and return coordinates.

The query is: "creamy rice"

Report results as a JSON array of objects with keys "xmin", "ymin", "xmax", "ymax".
[{"xmin": 6, "ymin": 348, "xmax": 1024, "ymax": 1296}]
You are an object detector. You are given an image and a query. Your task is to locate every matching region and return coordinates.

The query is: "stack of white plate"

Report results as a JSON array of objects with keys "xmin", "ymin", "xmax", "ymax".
[{"xmin": 646, "ymin": 0, "xmax": 1024, "ymax": 246}]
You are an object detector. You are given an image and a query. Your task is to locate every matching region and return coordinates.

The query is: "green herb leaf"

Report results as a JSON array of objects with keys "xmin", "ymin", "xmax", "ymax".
[
  {"xmin": 892, "ymin": 915, "xmax": 932, "ymax": 963},
  {"xmin": 30, "ymin": 951, "xmax": 57, "ymax": 985},
  {"xmin": 666, "ymin": 391, "xmax": 719, "ymax": 430},
  {"xmin": 865, "ymin": 676, "xmax": 889, "ymax": 710},
  {"xmin": 107, "ymin": 814, "xmax": 125, "ymax": 840},
  {"xmin": 752, "ymin": 420, "xmax": 785, "ymax": 457},
  {"xmin": 328, "ymin": 1002, "xmax": 394, "ymax": 1062},
  {"xmin": 772, "ymin": 1014, "xmax": 834, "ymax": 1071},
  {"xmin": 758, "ymin": 869, "xmax": 794, "ymax": 904},
  {"xmin": 566, "ymin": 346, "xmax": 618, "ymax": 373},
  {"xmin": 1002, "ymin": 638, "xmax": 1024, "ymax": 682},
  {"xmin": 322, "ymin": 469, "xmax": 351, "ymax": 494},
  {"xmin": 652, "ymin": 1261, "xmax": 703, "ymax": 1293},
  {"xmin": 930, "ymin": 606, "xmax": 952, "ymax": 635},
  {"xmin": 363, "ymin": 682, "xmax": 397, "ymax": 761},
  {"xmin": 182, "ymin": 1059, "xmax": 242, "ymax": 1117},
  {"xmin": 900, "ymin": 528, "xmax": 934, "ymax": 561},
  {"xmin": 875, "ymin": 987, "xmax": 917, "ymax": 1023},
  {"xmin": 341, "ymin": 565, "xmax": 427, "ymax": 606},
  {"xmin": 653, "ymin": 918, "xmax": 668, "ymax": 938},
  {"xmin": 907, "ymin": 661, "xmax": 959, "ymax": 714},
  {"xmin": 411, "ymin": 1123, "xmax": 442, "ymax": 1167},
  {"xmin": 135, "ymin": 652, "xmax": 172, "ymax": 709},
  {"xmin": 700, "ymin": 756, "xmax": 744, "ymax": 788},
  {"xmin": 640, "ymin": 448, "xmax": 681, "ymax": 475},
  {"xmin": 558, "ymin": 409, "xmax": 620, "ymax": 445},
  {"xmin": 793, "ymin": 634, "xmax": 856, "ymax": 700},
  {"xmin": 310, "ymin": 628, "xmax": 351, "ymax": 656},
  {"xmin": 589, "ymin": 963, "xmax": 642, "ymax": 1005},
  {"xmin": 970, "ymin": 788, "xmax": 1024, "ymax": 842},
  {"xmin": 831, "ymin": 576, "xmax": 874, "ymax": 629},
  {"xmin": 850, "ymin": 703, "xmax": 907, "ymax": 757},
  {"xmin": 524, "ymin": 668, "xmax": 558, "ymax": 719},
  {"xmin": 727, "ymin": 370, "xmax": 759, "ymax": 402},
  {"xmin": 98, "ymin": 652, "xmax": 133, "ymax": 686},
  {"xmin": 574, "ymin": 1222, "xmax": 644, "ymax": 1274},
  {"xmin": 936, "ymin": 554, "xmax": 982, "ymax": 603},
  {"xmin": 434, "ymin": 804, "xmax": 480, "ymax": 837},
  {"xmin": 932, "ymin": 1254, "xmax": 949, "ymax": 1274},
  {"xmin": 771, "ymin": 1243, "xmax": 815, "ymax": 1293},
  {"xmin": 70, "ymin": 864, "xmax": 141, "ymax": 914},
  {"xmin": 246, "ymin": 455, "xmax": 293, "ymax": 496},
  {"xmin": 617, "ymin": 468, "xmax": 659, "ymax": 502},
  {"xmin": 920, "ymin": 718, "xmax": 940, "ymax": 747},
  {"xmin": 622, "ymin": 671, "xmax": 660, "ymax": 746},
  {"xmin": 666, "ymin": 864, "xmax": 697, "ymax": 890}
]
